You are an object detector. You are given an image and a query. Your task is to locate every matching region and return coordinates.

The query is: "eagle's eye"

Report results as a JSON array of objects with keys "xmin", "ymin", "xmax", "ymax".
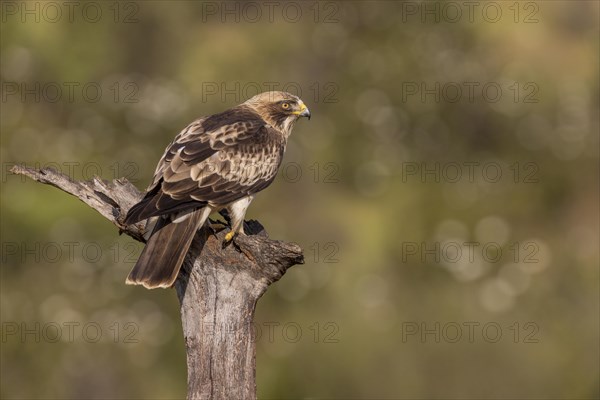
[{"xmin": 281, "ymin": 102, "xmax": 291, "ymax": 110}]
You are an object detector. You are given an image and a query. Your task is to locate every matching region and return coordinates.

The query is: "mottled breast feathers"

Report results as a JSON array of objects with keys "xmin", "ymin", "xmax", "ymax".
[{"xmin": 125, "ymin": 105, "xmax": 286, "ymax": 224}]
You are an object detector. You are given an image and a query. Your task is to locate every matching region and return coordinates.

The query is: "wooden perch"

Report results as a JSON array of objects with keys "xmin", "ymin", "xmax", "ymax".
[{"xmin": 10, "ymin": 165, "xmax": 304, "ymax": 400}]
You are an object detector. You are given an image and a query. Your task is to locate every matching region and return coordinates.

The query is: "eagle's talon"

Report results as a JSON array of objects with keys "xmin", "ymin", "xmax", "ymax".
[{"xmin": 224, "ymin": 231, "xmax": 236, "ymax": 243}]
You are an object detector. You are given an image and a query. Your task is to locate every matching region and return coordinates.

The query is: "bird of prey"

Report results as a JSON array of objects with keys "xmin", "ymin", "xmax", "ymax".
[{"xmin": 124, "ymin": 91, "xmax": 311, "ymax": 289}]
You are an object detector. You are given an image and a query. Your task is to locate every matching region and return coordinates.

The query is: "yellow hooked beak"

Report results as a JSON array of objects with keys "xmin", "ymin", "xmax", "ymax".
[{"xmin": 292, "ymin": 102, "xmax": 311, "ymax": 120}]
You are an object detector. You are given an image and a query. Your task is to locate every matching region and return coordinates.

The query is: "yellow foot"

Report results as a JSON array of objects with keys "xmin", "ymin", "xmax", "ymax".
[{"xmin": 224, "ymin": 231, "xmax": 235, "ymax": 243}]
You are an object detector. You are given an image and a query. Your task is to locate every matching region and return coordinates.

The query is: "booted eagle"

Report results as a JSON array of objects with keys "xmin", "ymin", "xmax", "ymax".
[{"xmin": 124, "ymin": 91, "xmax": 310, "ymax": 289}]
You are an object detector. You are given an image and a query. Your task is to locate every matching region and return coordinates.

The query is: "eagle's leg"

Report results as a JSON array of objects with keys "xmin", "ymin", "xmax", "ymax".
[{"xmin": 224, "ymin": 196, "xmax": 254, "ymax": 243}]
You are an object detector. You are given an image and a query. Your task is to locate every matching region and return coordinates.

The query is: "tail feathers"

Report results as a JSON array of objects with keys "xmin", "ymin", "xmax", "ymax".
[{"xmin": 126, "ymin": 208, "xmax": 208, "ymax": 289}]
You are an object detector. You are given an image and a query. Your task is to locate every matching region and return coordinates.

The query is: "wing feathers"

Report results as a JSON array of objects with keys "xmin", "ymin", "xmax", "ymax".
[{"xmin": 124, "ymin": 105, "xmax": 285, "ymax": 224}]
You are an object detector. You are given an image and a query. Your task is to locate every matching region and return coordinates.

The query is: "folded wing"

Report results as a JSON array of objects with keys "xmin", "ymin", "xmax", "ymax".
[{"xmin": 124, "ymin": 106, "xmax": 285, "ymax": 225}]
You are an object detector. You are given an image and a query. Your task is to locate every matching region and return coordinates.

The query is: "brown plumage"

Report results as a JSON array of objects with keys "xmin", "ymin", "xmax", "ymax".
[{"xmin": 124, "ymin": 91, "xmax": 310, "ymax": 289}]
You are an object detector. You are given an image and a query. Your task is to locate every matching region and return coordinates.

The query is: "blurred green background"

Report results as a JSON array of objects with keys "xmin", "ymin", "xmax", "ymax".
[{"xmin": 1, "ymin": 1, "xmax": 598, "ymax": 399}]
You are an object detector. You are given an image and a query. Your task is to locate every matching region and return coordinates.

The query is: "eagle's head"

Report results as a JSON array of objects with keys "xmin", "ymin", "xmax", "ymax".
[{"xmin": 244, "ymin": 91, "xmax": 311, "ymax": 135}]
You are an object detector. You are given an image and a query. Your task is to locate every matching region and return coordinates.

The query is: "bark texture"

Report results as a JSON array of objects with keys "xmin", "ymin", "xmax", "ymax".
[{"xmin": 10, "ymin": 165, "xmax": 304, "ymax": 400}]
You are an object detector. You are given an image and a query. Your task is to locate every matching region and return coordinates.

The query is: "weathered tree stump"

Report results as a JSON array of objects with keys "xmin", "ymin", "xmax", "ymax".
[{"xmin": 10, "ymin": 165, "xmax": 304, "ymax": 400}]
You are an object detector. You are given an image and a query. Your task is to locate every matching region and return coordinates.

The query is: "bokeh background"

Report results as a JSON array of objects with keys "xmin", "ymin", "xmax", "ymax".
[{"xmin": 1, "ymin": 1, "xmax": 598, "ymax": 399}]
